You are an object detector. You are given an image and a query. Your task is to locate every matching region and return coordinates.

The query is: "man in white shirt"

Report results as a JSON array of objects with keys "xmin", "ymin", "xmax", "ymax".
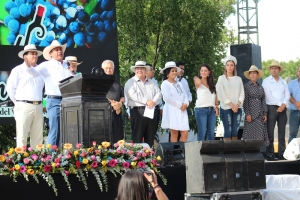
[
  {"xmin": 124, "ymin": 61, "xmax": 162, "ymax": 147},
  {"xmin": 6, "ymin": 44, "xmax": 44, "ymax": 149},
  {"xmin": 176, "ymin": 62, "xmax": 192, "ymax": 103},
  {"xmin": 28, "ymin": 40, "xmax": 74, "ymax": 147},
  {"xmin": 262, "ymin": 60, "xmax": 290, "ymax": 161}
]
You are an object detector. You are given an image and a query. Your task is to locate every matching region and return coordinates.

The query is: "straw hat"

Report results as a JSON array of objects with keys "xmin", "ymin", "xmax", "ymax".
[
  {"xmin": 223, "ymin": 55, "xmax": 237, "ymax": 65},
  {"xmin": 130, "ymin": 61, "xmax": 150, "ymax": 72},
  {"xmin": 64, "ymin": 56, "xmax": 82, "ymax": 66},
  {"xmin": 43, "ymin": 40, "xmax": 66, "ymax": 60},
  {"xmin": 267, "ymin": 60, "xmax": 283, "ymax": 71},
  {"xmin": 18, "ymin": 44, "xmax": 42, "ymax": 58},
  {"xmin": 244, "ymin": 65, "xmax": 264, "ymax": 80},
  {"xmin": 160, "ymin": 61, "xmax": 181, "ymax": 74}
]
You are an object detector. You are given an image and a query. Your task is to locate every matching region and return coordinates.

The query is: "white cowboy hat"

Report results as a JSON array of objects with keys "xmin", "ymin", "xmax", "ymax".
[
  {"xmin": 43, "ymin": 40, "xmax": 66, "ymax": 60},
  {"xmin": 267, "ymin": 60, "xmax": 283, "ymax": 71},
  {"xmin": 223, "ymin": 55, "xmax": 237, "ymax": 65},
  {"xmin": 244, "ymin": 65, "xmax": 264, "ymax": 80},
  {"xmin": 18, "ymin": 44, "xmax": 42, "ymax": 59},
  {"xmin": 160, "ymin": 61, "xmax": 181, "ymax": 74},
  {"xmin": 130, "ymin": 61, "xmax": 150, "ymax": 72},
  {"xmin": 64, "ymin": 56, "xmax": 82, "ymax": 66}
]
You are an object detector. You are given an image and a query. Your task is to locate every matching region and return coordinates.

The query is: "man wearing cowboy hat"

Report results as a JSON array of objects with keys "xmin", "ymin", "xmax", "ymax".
[
  {"xmin": 124, "ymin": 61, "xmax": 162, "ymax": 147},
  {"xmin": 6, "ymin": 44, "xmax": 44, "ymax": 149},
  {"xmin": 64, "ymin": 56, "xmax": 82, "ymax": 75},
  {"xmin": 262, "ymin": 60, "xmax": 290, "ymax": 161},
  {"xmin": 27, "ymin": 40, "xmax": 74, "ymax": 147},
  {"xmin": 288, "ymin": 66, "xmax": 300, "ymax": 143}
]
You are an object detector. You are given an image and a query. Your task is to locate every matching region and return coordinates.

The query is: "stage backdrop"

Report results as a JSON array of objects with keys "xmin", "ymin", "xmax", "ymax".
[{"xmin": 0, "ymin": 0, "xmax": 119, "ymax": 122}]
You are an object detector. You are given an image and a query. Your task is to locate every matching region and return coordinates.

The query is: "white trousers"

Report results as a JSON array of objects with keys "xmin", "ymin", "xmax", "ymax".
[{"xmin": 14, "ymin": 102, "xmax": 44, "ymax": 150}]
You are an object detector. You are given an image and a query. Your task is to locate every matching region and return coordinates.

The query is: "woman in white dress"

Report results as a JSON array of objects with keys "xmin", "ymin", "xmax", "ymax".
[{"xmin": 160, "ymin": 61, "xmax": 190, "ymax": 142}]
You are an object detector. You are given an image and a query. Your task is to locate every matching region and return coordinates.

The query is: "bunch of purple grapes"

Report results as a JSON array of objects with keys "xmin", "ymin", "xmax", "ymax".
[{"xmin": 4, "ymin": 0, "xmax": 117, "ymax": 48}]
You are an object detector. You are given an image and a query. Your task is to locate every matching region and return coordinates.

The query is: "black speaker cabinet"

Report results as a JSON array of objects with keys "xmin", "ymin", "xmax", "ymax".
[
  {"xmin": 230, "ymin": 43, "xmax": 262, "ymax": 84},
  {"xmin": 154, "ymin": 142, "xmax": 185, "ymax": 166},
  {"xmin": 223, "ymin": 141, "xmax": 247, "ymax": 192},
  {"xmin": 244, "ymin": 140, "xmax": 266, "ymax": 190},
  {"xmin": 185, "ymin": 141, "xmax": 226, "ymax": 194}
]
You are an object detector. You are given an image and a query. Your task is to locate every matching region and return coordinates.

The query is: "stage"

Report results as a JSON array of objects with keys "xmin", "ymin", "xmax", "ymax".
[{"xmin": 1, "ymin": 160, "xmax": 300, "ymax": 200}]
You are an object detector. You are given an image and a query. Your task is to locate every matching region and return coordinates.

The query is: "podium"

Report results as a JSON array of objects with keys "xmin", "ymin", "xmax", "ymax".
[{"xmin": 59, "ymin": 68, "xmax": 115, "ymax": 147}]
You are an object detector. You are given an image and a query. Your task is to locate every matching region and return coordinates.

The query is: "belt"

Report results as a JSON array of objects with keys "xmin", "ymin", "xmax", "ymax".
[
  {"xmin": 16, "ymin": 100, "xmax": 42, "ymax": 105},
  {"xmin": 131, "ymin": 106, "xmax": 146, "ymax": 109},
  {"xmin": 47, "ymin": 95, "xmax": 62, "ymax": 99},
  {"xmin": 197, "ymin": 107, "xmax": 215, "ymax": 109}
]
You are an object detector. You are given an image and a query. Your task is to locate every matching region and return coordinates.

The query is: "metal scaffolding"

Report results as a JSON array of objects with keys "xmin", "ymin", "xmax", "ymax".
[{"xmin": 237, "ymin": 0, "xmax": 259, "ymax": 44}]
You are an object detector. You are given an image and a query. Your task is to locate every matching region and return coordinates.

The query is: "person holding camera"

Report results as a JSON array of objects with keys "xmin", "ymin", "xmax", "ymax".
[
  {"xmin": 193, "ymin": 64, "xmax": 218, "ymax": 141},
  {"xmin": 115, "ymin": 169, "xmax": 168, "ymax": 200}
]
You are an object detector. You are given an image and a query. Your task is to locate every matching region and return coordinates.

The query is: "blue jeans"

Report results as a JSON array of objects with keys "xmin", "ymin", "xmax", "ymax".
[
  {"xmin": 220, "ymin": 108, "xmax": 242, "ymax": 139},
  {"xmin": 46, "ymin": 97, "xmax": 61, "ymax": 146},
  {"xmin": 289, "ymin": 110, "xmax": 300, "ymax": 143},
  {"xmin": 194, "ymin": 107, "xmax": 216, "ymax": 140}
]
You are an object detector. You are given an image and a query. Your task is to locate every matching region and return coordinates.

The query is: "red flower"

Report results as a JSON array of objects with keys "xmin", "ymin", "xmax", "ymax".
[
  {"xmin": 108, "ymin": 159, "xmax": 117, "ymax": 167},
  {"xmin": 122, "ymin": 162, "xmax": 130, "ymax": 169},
  {"xmin": 91, "ymin": 161, "xmax": 98, "ymax": 168},
  {"xmin": 76, "ymin": 161, "xmax": 81, "ymax": 169},
  {"xmin": 43, "ymin": 165, "xmax": 51, "ymax": 172}
]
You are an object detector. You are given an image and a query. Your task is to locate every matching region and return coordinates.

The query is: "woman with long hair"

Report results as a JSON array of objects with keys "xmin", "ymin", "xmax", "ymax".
[
  {"xmin": 216, "ymin": 55, "xmax": 244, "ymax": 140},
  {"xmin": 160, "ymin": 61, "xmax": 190, "ymax": 142},
  {"xmin": 115, "ymin": 170, "xmax": 168, "ymax": 200},
  {"xmin": 194, "ymin": 64, "xmax": 218, "ymax": 140}
]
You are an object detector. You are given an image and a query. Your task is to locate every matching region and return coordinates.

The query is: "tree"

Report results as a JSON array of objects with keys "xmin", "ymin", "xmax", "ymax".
[{"xmin": 116, "ymin": 0, "xmax": 236, "ymax": 132}]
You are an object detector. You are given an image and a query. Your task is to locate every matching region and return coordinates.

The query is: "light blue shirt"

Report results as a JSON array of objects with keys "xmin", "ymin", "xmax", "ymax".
[{"xmin": 288, "ymin": 79, "xmax": 300, "ymax": 110}]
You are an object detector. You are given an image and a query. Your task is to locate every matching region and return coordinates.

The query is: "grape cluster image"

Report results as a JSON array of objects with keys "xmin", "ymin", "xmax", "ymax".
[{"xmin": 3, "ymin": 0, "xmax": 117, "ymax": 48}]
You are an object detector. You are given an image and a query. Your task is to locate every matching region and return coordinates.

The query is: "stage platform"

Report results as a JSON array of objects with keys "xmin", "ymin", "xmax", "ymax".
[{"xmin": 1, "ymin": 160, "xmax": 300, "ymax": 200}]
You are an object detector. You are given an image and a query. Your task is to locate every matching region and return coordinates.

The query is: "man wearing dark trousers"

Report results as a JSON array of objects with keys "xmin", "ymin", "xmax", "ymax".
[
  {"xmin": 124, "ymin": 61, "xmax": 162, "ymax": 147},
  {"xmin": 262, "ymin": 60, "xmax": 290, "ymax": 161}
]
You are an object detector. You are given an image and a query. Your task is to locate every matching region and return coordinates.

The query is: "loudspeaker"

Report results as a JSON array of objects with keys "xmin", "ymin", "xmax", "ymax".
[
  {"xmin": 154, "ymin": 142, "xmax": 185, "ymax": 166},
  {"xmin": 230, "ymin": 43, "xmax": 262, "ymax": 84},
  {"xmin": 283, "ymin": 138, "xmax": 300, "ymax": 160},
  {"xmin": 185, "ymin": 141, "xmax": 226, "ymax": 194}
]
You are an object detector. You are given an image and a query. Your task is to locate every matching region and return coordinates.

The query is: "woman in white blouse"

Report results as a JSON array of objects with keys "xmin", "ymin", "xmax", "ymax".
[
  {"xmin": 216, "ymin": 55, "xmax": 244, "ymax": 141},
  {"xmin": 194, "ymin": 64, "xmax": 218, "ymax": 140},
  {"xmin": 161, "ymin": 61, "xmax": 190, "ymax": 142}
]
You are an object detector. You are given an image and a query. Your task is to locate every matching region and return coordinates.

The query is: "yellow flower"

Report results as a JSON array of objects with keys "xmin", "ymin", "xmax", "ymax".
[
  {"xmin": 36, "ymin": 144, "xmax": 44, "ymax": 150},
  {"xmin": 156, "ymin": 156, "xmax": 161, "ymax": 161},
  {"xmin": 46, "ymin": 144, "xmax": 51, "ymax": 149},
  {"xmin": 15, "ymin": 164, "xmax": 20, "ymax": 170},
  {"xmin": 125, "ymin": 143, "xmax": 130, "ymax": 147},
  {"xmin": 82, "ymin": 158, "xmax": 88, "ymax": 164},
  {"xmin": 73, "ymin": 150, "xmax": 78, "ymax": 156},
  {"xmin": 86, "ymin": 164, "xmax": 91, "ymax": 171},
  {"xmin": 14, "ymin": 147, "xmax": 23, "ymax": 154},
  {"xmin": 23, "ymin": 152, "xmax": 29, "ymax": 157},
  {"xmin": 117, "ymin": 140, "xmax": 125, "ymax": 147},
  {"xmin": 26, "ymin": 169, "xmax": 34, "ymax": 175},
  {"xmin": 52, "ymin": 163, "xmax": 57, "ymax": 168},
  {"xmin": 9, "ymin": 148, "xmax": 14, "ymax": 152},
  {"xmin": 7, "ymin": 151, "xmax": 12, "ymax": 156},
  {"xmin": 145, "ymin": 149, "xmax": 150, "ymax": 153},
  {"xmin": 0, "ymin": 155, "xmax": 5, "ymax": 162},
  {"xmin": 63, "ymin": 143, "xmax": 72, "ymax": 150},
  {"xmin": 98, "ymin": 145, "xmax": 102, "ymax": 149},
  {"xmin": 101, "ymin": 141, "xmax": 110, "ymax": 149},
  {"xmin": 101, "ymin": 160, "xmax": 106, "ymax": 166},
  {"xmin": 131, "ymin": 162, "xmax": 136, "ymax": 167},
  {"xmin": 88, "ymin": 147, "xmax": 93, "ymax": 152}
]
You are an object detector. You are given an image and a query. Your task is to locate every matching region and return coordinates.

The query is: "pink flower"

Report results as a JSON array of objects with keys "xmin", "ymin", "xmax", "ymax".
[
  {"xmin": 95, "ymin": 150, "xmax": 101, "ymax": 155},
  {"xmin": 56, "ymin": 163, "xmax": 60, "ymax": 167},
  {"xmin": 150, "ymin": 150, "xmax": 154, "ymax": 155},
  {"xmin": 54, "ymin": 158, "xmax": 60, "ymax": 163},
  {"xmin": 66, "ymin": 154, "xmax": 71, "ymax": 159},
  {"xmin": 91, "ymin": 155, "xmax": 96, "ymax": 161},
  {"xmin": 51, "ymin": 145, "xmax": 58, "ymax": 151},
  {"xmin": 136, "ymin": 152, "xmax": 141, "ymax": 157},
  {"xmin": 151, "ymin": 159, "xmax": 157, "ymax": 165},
  {"xmin": 44, "ymin": 165, "xmax": 51, "ymax": 172},
  {"xmin": 27, "ymin": 147, "xmax": 32, "ymax": 151},
  {"xmin": 122, "ymin": 162, "xmax": 130, "ymax": 169},
  {"xmin": 41, "ymin": 158, "xmax": 46, "ymax": 162},
  {"xmin": 114, "ymin": 143, "xmax": 119, "ymax": 148},
  {"xmin": 76, "ymin": 143, "xmax": 82, "ymax": 149},
  {"xmin": 31, "ymin": 154, "xmax": 38, "ymax": 161},
  {"xmin": 91, "ymin": 161, "xmax": 98, "ymax": 168},
  {"xmin": 23, "ymin": 158, "xmax": 30, "ymax": 164},
  {"xmin": 58, "ymin": 154, "xmax": 62, "ymax": 159},
  {"xmin": 4, "ymin": 153, "xmax": 8, "ymax": 156},
  {"xmin": 64, "ymin": 170, "xmax": 70, "ymax": 176},
  {"xmin": 133, "ymin": 157, "xmax": 137, "ymax": 161},
  {"xmin": 128, "ymin": 150, "xmax": 133, "ymax": 155},
  {"xmin": 81, "ymin": 152, "xmax": 87, "ymax": 157},
  {"xmin": 22, "ymin": 146, "xmax": 27, "ymax": 151},
  {"xmin": 116, "ymin": 150, "xmax": 121, "ymax": 154},
  {"xmin": 138, "ymin": 161, "xmax": 146, "ymax": 168},
  {"xmin": 142, "ymin": 153, "xmax": 147, "ymax": 157},
  {"xmin": 108, "ymin": 159, "xmax": 118, "ymax": 167},
  {"xmin": 121, "ymin": 149, "xmax": 126, "ymax": 154},
  {"xmin": 92, "ymin": 141, "xmax": 96, "ymax": 146},
  {"xmin": 46, "ymin": 155, "xmax": 52, "ymax": 161},
  {"xmin": 20, "ymin": 166, "xmax": 26, "ymax": 173}
]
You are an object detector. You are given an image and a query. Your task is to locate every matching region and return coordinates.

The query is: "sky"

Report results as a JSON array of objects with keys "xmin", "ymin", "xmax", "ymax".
[{"xmin": 226, "ymin": 0, "xmax": 300, "ymax": 62}]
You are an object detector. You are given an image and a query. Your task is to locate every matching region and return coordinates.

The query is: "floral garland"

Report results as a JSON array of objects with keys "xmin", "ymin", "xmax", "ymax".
[{"xmin": 0, "ymin": 140, "xmax": 166, "ymax": 196}]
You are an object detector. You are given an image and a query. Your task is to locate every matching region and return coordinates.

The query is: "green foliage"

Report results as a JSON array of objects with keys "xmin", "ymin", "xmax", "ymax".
[{"xmin": 116, "ymin": 0, "xmax": 236, "ymax": 133}]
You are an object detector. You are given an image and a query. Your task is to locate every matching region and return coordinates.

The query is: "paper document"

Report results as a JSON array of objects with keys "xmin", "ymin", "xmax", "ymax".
[{"xmin": 143, "ymin": 106, "xmax": 155, "ymax": 119}]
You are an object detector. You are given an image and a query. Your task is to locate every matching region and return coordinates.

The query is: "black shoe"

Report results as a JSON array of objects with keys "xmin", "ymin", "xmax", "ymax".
[
  {"xmin": 278, "ymin": 156, "xmax": 286, "ymax": 160},
  {"xmin": 265, "ymin": 154, "xmax": 279, "ymax": 161}
]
